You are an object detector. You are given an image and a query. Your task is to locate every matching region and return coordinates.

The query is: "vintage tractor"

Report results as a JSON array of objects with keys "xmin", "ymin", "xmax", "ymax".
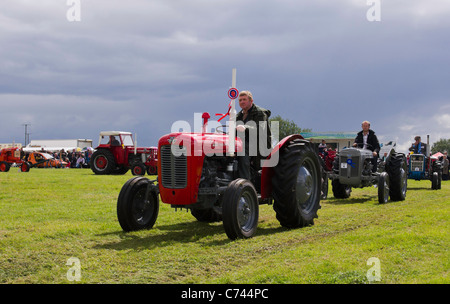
[
  {"xmin": 90, "ymin": 131, "xmax": 157, "ymax": 175},
  {"xmin": 407, "ymin": 135, "xmax": 442, "ymax": 190},
  {"xmin": 323, "ymin": 144, "xmax": 408, "ymax": 204},
  {"xmin": 0, "ymin": 147, "xmax": 30, "ymax": 172},
  {"xmin": 116, "ymin": 75, "xmax": 322, "ymax": 240},
  {"xmin": 318, "ymin": 148, "xmax": 336, "ymax": 199}
]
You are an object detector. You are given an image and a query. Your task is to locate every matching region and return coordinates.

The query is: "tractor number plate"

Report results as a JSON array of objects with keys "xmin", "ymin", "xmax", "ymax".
[
  {"xmin": 415, "ymin": 167, "xmax": 420, "ymax": 171},
  {"xmin": 341, "ymin": 163, "xmax": 348, "ymax": 169}
]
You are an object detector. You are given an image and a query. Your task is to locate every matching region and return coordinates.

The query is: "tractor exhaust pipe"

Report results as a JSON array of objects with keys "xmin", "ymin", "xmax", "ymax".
[
  {"xmin": 227, "ymin": 68, "xmax": 237, "ymax": 157},
  {"xmin": 134, "ymin": 133, "xmax": 137, "ymax": 155}
]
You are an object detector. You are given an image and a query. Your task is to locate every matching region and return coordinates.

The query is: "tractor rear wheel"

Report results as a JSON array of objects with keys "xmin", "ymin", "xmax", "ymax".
[
  {"xmin": 0, "ymin": 161, "xmax": 10, "ymax": 172},
  {"xmin": 222, "ymin": 179, "xmax": 259, "ymax": 240},
  {"xmin": 378, "ymin": 172, "xmax": 389, "ymax": 204},
  {"xmin": 321, "ymin": 171, "xmax": 329, "ymax": 200},
  {"xmin": 386, "ymin": 153, "xmax": 407, "ymax": 201},
  {"xmin": 431, "ymin": 172, "xmax": 439, "ymax": 190},
  {"xmin": 90, "ymin": 149, "xmax": 115, "ymax": 175},
  {"xmin": 117, "ymin": 177, "xmax": 159, "ymax": 231},
  {"xmin": 272, "ymin": 139, "xmax": 321, "ymax": 228}
]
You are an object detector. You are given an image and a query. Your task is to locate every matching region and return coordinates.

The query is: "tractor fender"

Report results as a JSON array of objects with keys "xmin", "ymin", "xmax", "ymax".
[{"xmin": 260, "ymin": 134, "xmax": 305, "ymax": 199}]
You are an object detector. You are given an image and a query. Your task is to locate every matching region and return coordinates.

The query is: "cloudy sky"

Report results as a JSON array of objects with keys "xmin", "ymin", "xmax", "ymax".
[{"xmin": 1, "ymin": 0, "xmax": 449, "ymax": 154}]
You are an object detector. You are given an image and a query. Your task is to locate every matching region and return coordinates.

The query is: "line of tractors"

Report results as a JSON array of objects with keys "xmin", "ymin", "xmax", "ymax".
[
  {"xmin": 92, "ymin": 123, "xmax": 441, "ymax": 241},
  {"xmin": 2, "ymin": 124, "xmax": 443, "ymax": 241}
]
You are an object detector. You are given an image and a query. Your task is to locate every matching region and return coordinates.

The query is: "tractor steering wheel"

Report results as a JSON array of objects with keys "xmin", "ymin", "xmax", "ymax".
[
  {"xmin": 216, "ymin": 125, "xmax": 228, "ymax": 134},
  {"xmin": 354, "ymin": 143, "xmax": 373, "ymax": 149}
]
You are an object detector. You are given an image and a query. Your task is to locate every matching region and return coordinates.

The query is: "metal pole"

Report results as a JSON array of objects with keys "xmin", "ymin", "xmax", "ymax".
[{"xmin": 228, "ymin": 68, "xmax": 237, "ymax": 156}]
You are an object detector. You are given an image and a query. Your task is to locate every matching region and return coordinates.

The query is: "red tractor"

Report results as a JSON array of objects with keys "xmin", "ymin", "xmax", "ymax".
[
  {"xmin": 0, "ymin": 147, "xmax": 30, "ymax": 172},
  {"xmin": 116, "ymin": 107, "xmax": 323, "ymax": 240},
  {"xmin": 90, "ymin": 131, "xmax": 157, "ymax": 175}
]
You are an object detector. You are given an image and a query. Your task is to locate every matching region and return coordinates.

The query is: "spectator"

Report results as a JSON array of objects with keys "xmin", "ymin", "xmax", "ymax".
[
  {"xmin": 76, "ymin": 153, "xmax": 86, "ymax": 168},
  {"xmin": 318, "ymin": 140, "xmax": 327, "ymax": 154},
  {"xmin": 442, "ymin": 151, "xmax": 449, "ymax": 181}
]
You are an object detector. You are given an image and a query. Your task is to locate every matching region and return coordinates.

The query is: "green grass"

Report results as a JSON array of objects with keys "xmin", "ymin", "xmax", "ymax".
[{"xmin": 0, "ymin": 168, "xmax": 448, "ymax": 283}]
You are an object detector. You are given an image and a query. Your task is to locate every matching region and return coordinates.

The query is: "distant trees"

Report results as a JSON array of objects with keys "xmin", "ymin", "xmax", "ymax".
[
  {"xmin": 431, "ymin": 138, "xmax": 450, "ymax": 154},
  {"xmin": 269, "ymin": 115, "xmax": 311, "ymax": 142}
]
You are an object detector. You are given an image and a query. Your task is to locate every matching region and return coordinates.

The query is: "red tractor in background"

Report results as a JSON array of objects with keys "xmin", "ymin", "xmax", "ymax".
[
  {"xmin": 116, "ymin": 72, "xmax": 323, "ymax": 240},
  {"xmin": 0, "ymin": 147, "xmax": 30, "ymax": 172},
  {"xmin": 318, "ymin": 148, "xmax": 337, "ymax": 199},
  {"xmin": 90, "ymin": 131, "xmax": 157, "ymax": 176}
]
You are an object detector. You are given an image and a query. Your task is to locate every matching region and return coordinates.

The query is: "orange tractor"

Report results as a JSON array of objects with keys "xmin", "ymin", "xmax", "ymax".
[{"xmin": 0, "ymin": 147, "xmax": 30, "ymax": 172}]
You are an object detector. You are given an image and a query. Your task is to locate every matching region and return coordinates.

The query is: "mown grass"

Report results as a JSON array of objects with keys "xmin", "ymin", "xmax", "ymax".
[{"xmin": 0, "ymin": 168, "xmax": 448, "ymax": 284}]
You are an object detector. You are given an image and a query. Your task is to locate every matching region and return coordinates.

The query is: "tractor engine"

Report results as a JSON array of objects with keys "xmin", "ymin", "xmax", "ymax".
[
  {"xmin": 336, "ymin": 148, "xmax": 374, "ymax": 188},
  {"xmin": 158, "ymin": 132, "xmax": 243, "ymax": 210}
]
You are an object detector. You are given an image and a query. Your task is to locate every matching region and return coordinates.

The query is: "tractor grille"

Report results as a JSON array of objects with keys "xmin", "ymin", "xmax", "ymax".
[
  {"xmin": 411, "ymin": 159, "xmax": 424, "ymax": 171},
  {"xmin": 340, "ymin": 155, "xmax": 360, "ymax": 177},
  {"xmin": 160, "ymin": 145, "xmax": 187, "ymax": 189}
]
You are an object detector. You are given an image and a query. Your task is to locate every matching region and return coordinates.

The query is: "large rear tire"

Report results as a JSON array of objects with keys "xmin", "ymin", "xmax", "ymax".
[
  {"xmin": 222, "ymin": 179, "xmax": 259, "ymax": 240},
  {"xmin": 386, "ymin": 153, "xmax": 407, "ymax": 201},
  {"xmin": 117, "ymin": 177, "xmax": 159, "ymax": 231},
  {"xmin": 431, "ymin": 172, "xmax": 439, "ymax": 190},
  {"xmin": 321, "ymin": 171, "xmax": 329, "ymax": 200},
  {"xmin": 90, "ymin": 149, "xmax": 116, "ymax": 175},
  {"xmin": 272, "ymin": 139, "xmax": 321, "ymax": 228},
  {"xmin": 0, "ymin": 161, "xmax": 10, "ymax": 172}
]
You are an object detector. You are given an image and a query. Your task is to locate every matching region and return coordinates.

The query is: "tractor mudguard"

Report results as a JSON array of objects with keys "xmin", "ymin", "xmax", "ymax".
[{"xmin": 260, "ymin": 134, "xmax": 305, "ymax": 199}]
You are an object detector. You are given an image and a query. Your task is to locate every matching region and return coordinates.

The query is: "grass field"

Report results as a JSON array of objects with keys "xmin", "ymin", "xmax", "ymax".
[{"xmin": 0, "ymin": 168, "xmax": 448, "ymax": 284}]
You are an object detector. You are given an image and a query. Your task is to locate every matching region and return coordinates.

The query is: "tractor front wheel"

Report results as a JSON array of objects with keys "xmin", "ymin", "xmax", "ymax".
[
  {"xmin": 147, "ymin": 165, "xmax": 157, "ymax": 175},
  {"xmin": 222, "ymin": 179, "xmax": 259, "ymax": 240},
  {"xmin": 117, "ymin": 177, "xmax": 159, "ymax": 231},
  {"xmin": 331, "ymin": 179, "xmax": 352, "ymax": 199},
  {"xmin": 386, "ymin": 153, "xmax": 407, "ymax": 201},
  {"xmin": 131, "ymin": 163, "xmax": 146, "ymax": 176},
  {"xmin": 20, "ymin": 162, "xmax": 31, "ymax": 172},
  {"xmin": 378, "ymin": 172, "xmax": 389, "ymax": 204}
]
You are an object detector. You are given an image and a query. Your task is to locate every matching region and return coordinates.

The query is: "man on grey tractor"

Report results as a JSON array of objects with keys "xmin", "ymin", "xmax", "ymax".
[{"xmin": 353, "ymin": 120, "xmax": 381, "ymax": 173}]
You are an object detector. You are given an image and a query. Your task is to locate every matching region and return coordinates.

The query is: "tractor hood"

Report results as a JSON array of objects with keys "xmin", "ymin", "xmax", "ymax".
[{"xmin": 159, "ymin": 132, "xmax": 243, "ymax": 155}]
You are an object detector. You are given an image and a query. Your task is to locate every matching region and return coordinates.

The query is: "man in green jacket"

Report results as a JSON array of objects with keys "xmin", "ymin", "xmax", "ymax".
[{"xmin": 236, "ymin": 90, "xmax": 272, "ymax": 180}]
